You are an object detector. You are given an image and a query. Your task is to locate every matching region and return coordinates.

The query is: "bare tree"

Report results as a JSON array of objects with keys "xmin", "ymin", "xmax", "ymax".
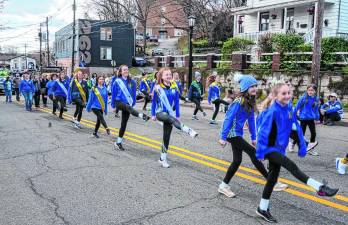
[
  {"xmin": 86, "ymin": 0, "xmax": 157, "ymax": 54},
  {"xmin": 167, "ymin": 0, "xmax": 241, "ymax": 44}
]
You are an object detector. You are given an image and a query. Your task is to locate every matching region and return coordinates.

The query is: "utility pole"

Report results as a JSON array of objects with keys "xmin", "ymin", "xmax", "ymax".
[
  {"xmin": 39, "ymin": 23, "xmax": 42, "ymax": 72},
  {"xmin": 311, "ymin": 0, "xmax": 325, "ymax": 93},
  {"xmin": 46, "ymin": 17, "xmax": 50, "ymax": 67},
  {"xmin": 24, "ymin": 43, "xmax": 27, "ymax": 70},
  {"xmin": 71, "ymin": 0, "xmax": 76, "ymax": 76}
]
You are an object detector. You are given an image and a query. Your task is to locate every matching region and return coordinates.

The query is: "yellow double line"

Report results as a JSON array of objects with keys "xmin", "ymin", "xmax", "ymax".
[{"xmin": 33, "ymin": 106, "xmax": 348, "ymax": 212}]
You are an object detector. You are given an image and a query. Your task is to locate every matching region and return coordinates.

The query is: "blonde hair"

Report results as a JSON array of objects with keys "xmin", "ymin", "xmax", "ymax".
[
  {"xmin": 157, "ymin": 67, "xmax": 172, "ymax": 85},
  {"xmin": 259, "ymin": 83, "xmax": 287, "ymax": 111}
]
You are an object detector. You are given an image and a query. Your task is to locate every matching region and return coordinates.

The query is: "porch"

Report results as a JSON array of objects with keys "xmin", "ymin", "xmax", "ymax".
[{"xmin": 233, "ymin": 0, "xmax": 338, "ymax": 43}]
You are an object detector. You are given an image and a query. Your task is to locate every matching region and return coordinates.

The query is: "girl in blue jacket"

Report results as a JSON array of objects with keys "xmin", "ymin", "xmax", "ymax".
[
  {"xmin": 172, "ymin": 72, "xmax": 187, "ymax": 102},
  {"xmin": 3, "ymin": 76, "xmax": 13, "ymax": 103},
  {"xmin": 151, "ymin": 68, "xmax": 198, "ymax": 168},
  {"xmin": 320, "ymin": 92, "xmax": 343, "ymax": 126},
  {"xmin": 46, "ymin": 74, "xmax": 59, "ymax": 113},
  {"xmin": 19, "ymin": 72, "xmax": 35, "ymax": 111},
  {"xmin": 111, "ymin": 65, "xmax": 150, "ymax": 151},
  {"xmin": 208, "ymin": 75, "xmax": 229, "ymax": 125},
  {"xmin": 52, "ymin": 72, "xmax": 70, "ymax": 119},
  {"xmin": 293, "ymin": 84, "xmax": 320, "ymax": 155},
  {"xmin": 86, "ymin": 76, "xmax": 110, "ymax": 138},
  {"xmin": 218, "ymin": 74, "xmax": 287, "ymax": 199},
  {"xmin": 138, "ymin": 72, "xmax": 152, "ymax": 110},
  {"xmin": 255, "ymin": 83, "xmax": 338, "ymax": 223},
  {"xmin": 68, "ymin": 68, "xmax": 89, "ymax": 128}
]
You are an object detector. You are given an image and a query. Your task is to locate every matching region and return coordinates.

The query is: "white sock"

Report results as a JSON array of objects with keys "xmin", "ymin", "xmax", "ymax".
[
  {"xmin": 307, "ymin": 178, "xmax": 322, "ymax": 191},
  {"xmin": 219, "ymin": 181, "xmax": 229, "ymax": 189},
  {"xmin": 138, "ymin": 113, "xmax": 143, "ymax": 119},
  {"xmin": 181, "ymin": 124, "xmax": 190, "ymax": 133},
  {"xmin": 259, "ymin": 198, "xmax": 269, "ymax": 211},
  {"xmin": 116, "ymin": 137, "xmax": 123, "ymax": 144},
  {"xmin": 161, "ymin": 153, "xmax": 167, "ymax": 161},
  {"xmin": 76, "ymin": 121, "xmax": 79, "ymax": 125}
]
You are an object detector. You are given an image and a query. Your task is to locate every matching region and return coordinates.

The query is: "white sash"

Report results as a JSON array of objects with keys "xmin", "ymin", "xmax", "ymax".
[
  {"xmin": 155, "ymin": 84, "xmax": 175, "ymax": 117},
  {"xmin": 116, "ymin": 78, "xmax": 133, "ymax": 105},
  {"xmin": 57, "ymin": 80, "xmax": 68, "ymax": 96}
]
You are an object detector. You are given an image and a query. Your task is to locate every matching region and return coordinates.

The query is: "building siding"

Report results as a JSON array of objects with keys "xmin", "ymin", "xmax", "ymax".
[{"xmin": 338, "ymin": 0, "xmax": 348, "ymax": 33}]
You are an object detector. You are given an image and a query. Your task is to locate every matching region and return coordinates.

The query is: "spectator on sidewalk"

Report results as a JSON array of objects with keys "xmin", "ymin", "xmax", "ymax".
[
  {"xmin": 3, "ymin": 76, "xmax": 13, "ymax": 103},
  {"xmin": 19, "ymin": 72, "xmax": 35, "ymax": 111},
  {"xmin": 13, "ymin": 74, "xmax": 21, "ymax": 102},
  {"xmin": 40, "ymin": 74, "xmax": 49, "ymax": 107},
  {"xmin": 320, "ymin": 93, "xmax": 343, "ymax": 126},
  {"xmin": 33, "ymin": 75, "xmax": 41, "ymax": 108}
]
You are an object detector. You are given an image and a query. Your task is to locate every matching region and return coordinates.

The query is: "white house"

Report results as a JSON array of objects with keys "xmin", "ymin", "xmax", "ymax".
[
  {"xmin": 231, "ymin": 0, "xmax": 348, "ymax": 43},
  {"xmin": 9, "ymin": 56, "xmax": 37, "ymax": 72}
]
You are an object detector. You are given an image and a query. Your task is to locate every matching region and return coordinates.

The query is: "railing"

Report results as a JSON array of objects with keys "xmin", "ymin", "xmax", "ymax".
[
  {"xmin": 235, "ymin": 29, "xmax": 286, "ymax": 43},
  {"xmin": 304, "ymin": 28, "xmax": 340, "ymax": 43},
  {"xmin": 154, "ymin": 52, "xmax": 348, "ymax": 70}
]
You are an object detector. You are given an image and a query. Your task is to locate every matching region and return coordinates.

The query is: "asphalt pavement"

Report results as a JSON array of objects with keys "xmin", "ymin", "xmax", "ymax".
[{"xmin": 0, "ymin": 97, "xmax": 347, "ymax": 225}]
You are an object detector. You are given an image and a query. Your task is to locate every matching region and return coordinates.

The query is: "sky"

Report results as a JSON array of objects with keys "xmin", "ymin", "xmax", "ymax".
[{"xmin": 0, "ymin": 0, "xmax": 89, "ymax": 53}]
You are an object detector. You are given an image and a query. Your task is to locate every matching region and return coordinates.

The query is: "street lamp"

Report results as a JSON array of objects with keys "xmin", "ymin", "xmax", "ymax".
[{"xmin": 188, "ymin": 15, "xmax": 196, "ymax": 88}]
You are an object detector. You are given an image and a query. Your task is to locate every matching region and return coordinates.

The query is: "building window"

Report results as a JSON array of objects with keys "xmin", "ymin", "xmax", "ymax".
[
  {"xmin": 238, "ymin": 16, "xmax": 245, "ymax": 33},
  {"xmin": 259, "ymin": 12, "xmax": 270, "ymax": 31},
  {"xmin": 100, "ymin": 27, "xmax": 112, "ymax": 41},
  {"xmin": 100, "ymin": 47, "xmax": 112, "ymax": 60},
  {"xmin": 286, "ymin": 8, "xmax": 294, "ymax": 31}
]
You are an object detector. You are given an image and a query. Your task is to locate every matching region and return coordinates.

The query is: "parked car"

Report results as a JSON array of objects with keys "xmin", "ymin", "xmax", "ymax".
[
  {"xmin": 132, "ymin": 57, "xmax": 148, "ymax": 67},
  {"xmin": 152, "ymin": 48, "xmax": 164, "ymax": 56},
  {"xmin": 149, "ymin": 35, "xmax": 158, "ymax": 42}
]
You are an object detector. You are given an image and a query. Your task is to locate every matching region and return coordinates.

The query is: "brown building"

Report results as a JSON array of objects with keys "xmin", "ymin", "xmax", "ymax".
[{"xmin": 137, "ymin": 0, "xmax": 187, "ymax": 39}]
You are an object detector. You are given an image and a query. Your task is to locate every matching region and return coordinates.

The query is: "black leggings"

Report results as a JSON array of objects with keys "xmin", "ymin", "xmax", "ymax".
[
  {"xmin": 92, "ymin": 108, "xmax": 108, "ymax": 133},
  {"xmin": 324, "ymin": 112, "xmax": 341, "ymax": 122},
  {"xmin": 49, "ymin": 94, "xmax": 59, "ymax": 111},
  {"xmin": 223, "ymin": 137, "xmax": 269, "ymax": 184},
  {"xmin": 34, "ymin": 91, "xmax": 40, "ymax": 107},
  {"xmin": 262, "ymin": 151, "xmax": 309, "ymax": 199},
  {"xmin": 192, "ymin": 98, "xmax": 203, "ymax": 115},
  {"xmin": 55, "ymin": 96, "xmax": 66, "ymax": 117},
  {"xmin": 116, "ymin": 101, "xmax": 140, "ymax": 138},
  {"xmin": 212, "ymin": 99, "xmax": 229, "ymax": 120},
  {"xmin": 294, "ymin": 120, "xmax": 316, "ymax": 144},
  {"xmin": 73, "ymin": 99, "xmax": 84, "ymax": 122},
  {"xmin": 141, "ymin": 91, "xmax": 151, "ymax": 109},
  {"xmin": 156, "ymin": 112, "xmax": 182, "ymax": 152}
]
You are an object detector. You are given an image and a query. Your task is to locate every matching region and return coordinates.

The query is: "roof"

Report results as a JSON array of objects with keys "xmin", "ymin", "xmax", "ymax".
[
  {"xmin": 231, "ymin": 0, "xmax": 334, "ymax": 14},
  {"xmin": 8, "ymin": 55, "xmax": 36, "ymax": 61}
]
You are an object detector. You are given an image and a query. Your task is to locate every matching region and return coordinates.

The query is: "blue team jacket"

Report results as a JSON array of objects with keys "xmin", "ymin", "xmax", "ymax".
[
  {"xmin": 52, "ymin": 79, "xmax": 70, "ymax": 98},
  {"xmin": 321, "ymin": 100, "xmax": 343, "ymax": 118},
  {"xmin": 151, "ymin": 81, "xmax": 180, "ymax": 118},
  {"xmin": 111, "ymin": 77, "xmax": 136, "ymax": 108},
  {"xmin": 3, "ymin": 80, "xmax": 13, "ymax": 91},
  {"xmin": 220, "ymin": 97, "xmax": 256, "ymax": 141},
  {"xmin": 19, "ymin": 79, "xmax": 35, "ymax": 93},
  {"xmin": 150, "ymin": 79, "xmax": 157, "ymax": 93},
  {"xmin": 68, "ymin": 79, "xmax": 89, "ymax": 104},
  {"xmin": 175, "ymin": 80, "xmax": 183, "ymax": 95},
  {"xmin": 208, "ymin": 82, "xmax": 221, "ymax": 104},
  {"xmin": 86, "ymin": 86, "xmax": 108, "ymax": 115},
  {"xmin": 46, "ymin": 80, "xmax": 55, "ymax": 95},
  {"xmin": 256, "ymin": 101, "xmax": 307, "ymax": 160},
  {"xmin": 294, "ymin": 94, "xmax": 320, "ymax": 120},
  {"xmin": 139, "ymin": 78, "xmax": 152, "ymax": 93}
]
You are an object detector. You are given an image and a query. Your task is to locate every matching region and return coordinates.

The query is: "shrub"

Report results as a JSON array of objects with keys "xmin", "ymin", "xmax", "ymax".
[
  {"xmin": 321, "ymin": 37, "xmax": 348, "ymax": 70},
  {"xmin": 258, "ymin": 33, "xmax": 273, "ymax": 53},
  {"xmin": 193, "ymin": 38, "xmax": 209, "ymax": 48},
  {"xmin": 272, "ymin": 33, "xmax": 304, "ymax": 52},
  {"xmin": 221, "ymin": 37, "xmax": 254, "ymax": 56}
]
